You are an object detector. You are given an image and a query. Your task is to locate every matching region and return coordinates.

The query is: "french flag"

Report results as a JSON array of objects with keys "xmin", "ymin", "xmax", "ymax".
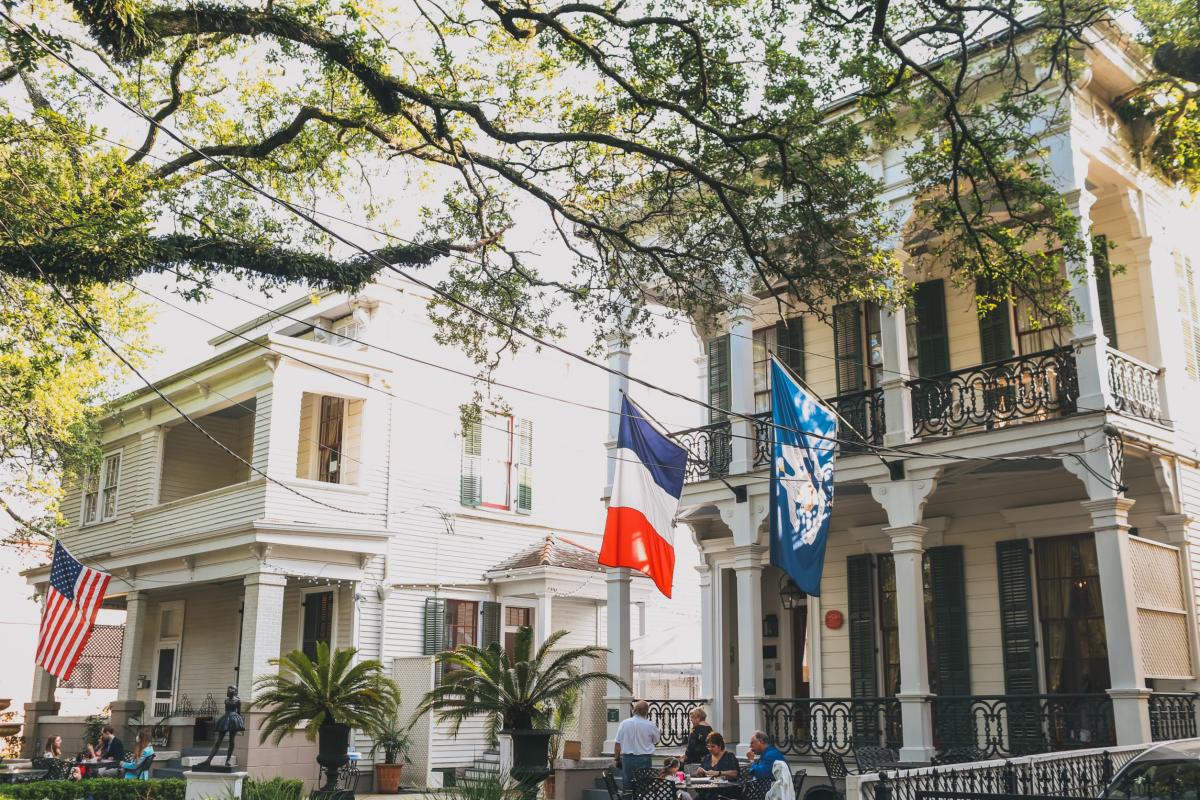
[{"xmin": 600, "ymin": 396, "xmax": 688, "ymax": 598}]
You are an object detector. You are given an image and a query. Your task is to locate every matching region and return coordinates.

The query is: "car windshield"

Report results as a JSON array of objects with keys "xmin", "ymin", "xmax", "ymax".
[{"xmin": 1105, "ymin": 760, "xmax": 1200, "ymax": 800}]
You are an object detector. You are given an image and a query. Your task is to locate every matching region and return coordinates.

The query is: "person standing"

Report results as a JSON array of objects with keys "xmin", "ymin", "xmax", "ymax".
[
  {"xmin": 683, "ymin": 708, "xmax": 713, "ymax": 768},
  {"xmin": 614, "ymin": 700, "xmax": 660, "ymax": 794}
]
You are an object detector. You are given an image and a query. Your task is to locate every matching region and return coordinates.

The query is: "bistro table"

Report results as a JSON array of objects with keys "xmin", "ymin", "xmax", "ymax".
[{"xmin": 75, "ymin": 759, "xmax": 117, "ymax": 779}]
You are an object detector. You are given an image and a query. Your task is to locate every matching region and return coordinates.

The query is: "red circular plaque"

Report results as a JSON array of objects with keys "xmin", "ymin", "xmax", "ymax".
[{"xmin": 825, "ymin": 610, "xmax": 844, "ymax": 630}]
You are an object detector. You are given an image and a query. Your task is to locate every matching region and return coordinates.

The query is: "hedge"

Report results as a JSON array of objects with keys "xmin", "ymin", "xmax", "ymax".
[
  {"xmin": 0, "ymin": 778, "xmax": 184, "ymax": 800},
  {"xmin": 243, "ymin": 778, "xmax": 303, "ymax": 800}
]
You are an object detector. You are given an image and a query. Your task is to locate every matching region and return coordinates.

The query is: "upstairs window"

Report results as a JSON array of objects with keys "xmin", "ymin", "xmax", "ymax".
[
  {"xmin": 296, "ymin": 393, "xmax": 363, "ymax": 485},
  {"xmin": 82, "ymin": 452, "xmax": 121, "ymax": 525},
  {"xmin": 329, "ymin": 315, "xmax": 363, "ymax": 348},
  {"xmin": 752, "ymin": 318, "xmax": 805, "ymax": 413},
  {"xmin": 460, "ymin": 412, "xmax": 533, "ymax": 513}
]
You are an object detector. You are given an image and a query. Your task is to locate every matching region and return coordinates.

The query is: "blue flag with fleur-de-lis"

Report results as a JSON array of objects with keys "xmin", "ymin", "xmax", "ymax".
[{"xmin": 769, "ymin": 357, "xmax": 838, "ymax": 596}]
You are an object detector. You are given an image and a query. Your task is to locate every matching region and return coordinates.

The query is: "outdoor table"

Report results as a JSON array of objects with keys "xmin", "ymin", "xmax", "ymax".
[
  {"xmin": 75, "ymin": 759, "xmax": 117, "ymax": 779},
  {"xmin": 0, "ymin": 769, "xmax": 49, "ymax": 784}
]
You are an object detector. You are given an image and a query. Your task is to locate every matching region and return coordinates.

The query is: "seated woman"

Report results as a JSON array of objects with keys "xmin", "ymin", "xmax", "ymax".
[
  {"xmin": 694, "ymin": 732, "xmax": 740, "ymax": 799},
  {"xmin": 40, "ymin": 735, "xmax": 81, "ymax": 781},
  {"xmin": 121, "ymin": 729, "xmax": 154, "ymax": 780}
]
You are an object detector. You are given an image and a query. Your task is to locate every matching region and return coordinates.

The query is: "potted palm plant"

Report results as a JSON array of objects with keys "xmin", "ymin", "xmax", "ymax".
[
  {"xmin": 369, "ymin": 710, "xmax": 412, "ymax": 793},
  {"xmin": 252, "ymin": 642, "xmax": 400, "ymax": 795},
  {"xmin": 416, "ymin": 627, "xmax": 627, "ymax": 789}
]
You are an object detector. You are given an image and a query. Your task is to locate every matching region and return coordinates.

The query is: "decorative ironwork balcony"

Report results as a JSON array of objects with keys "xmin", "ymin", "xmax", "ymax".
[
  {"xmin": 752, "ymin": 388, "xmax": 885, "ymax": 467},
  {"xmin": 1107, "ymin": 348, "xmax": 1164, "ymax": 422},
  {"xmin": 908, "ymin": 347, "xmax": 1079, "ymax": 437},
  {"xmin": 673, "ymin": 420, "xmax": 732, "ymax": 484},
  {"xmin": 931, "ymin": 694, "xmax": 1115, "ymax": 759},
  {"xmin": 759, "ymin": 697, "xmax": 902, "ymax": 757},
  {"xmin": 636, "ymin": 699, "xmax": 709, "ymax": 748},
  {"xmin": 1149, "ymin": 692, "xmax": 1198, "ymax": 741}
]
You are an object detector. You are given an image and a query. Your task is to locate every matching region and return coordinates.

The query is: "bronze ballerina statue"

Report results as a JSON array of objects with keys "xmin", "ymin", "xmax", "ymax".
[{"xmin": 200, "ymin": 685, "xmax": 244, "ymax": 768}]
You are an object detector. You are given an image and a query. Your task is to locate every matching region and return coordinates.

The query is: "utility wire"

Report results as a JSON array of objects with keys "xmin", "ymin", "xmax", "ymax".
[{"xmin": 0, "ymin": 16, "xmax": 1125, "ymax": 492}]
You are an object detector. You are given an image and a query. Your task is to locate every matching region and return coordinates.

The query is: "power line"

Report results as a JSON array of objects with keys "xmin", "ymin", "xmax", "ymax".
[{"xmin": 1, "ymin": 16, "xmax": 1125, "ymax": 490}]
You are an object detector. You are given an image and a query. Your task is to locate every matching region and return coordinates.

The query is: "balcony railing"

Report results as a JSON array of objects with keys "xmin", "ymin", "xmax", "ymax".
[
  {"xmin": 931, "ymin": 694, "xmax": 1115, "ymax": 760},
  {"xmin": 1149, "ymin": 692, "xmax": 1198, "ymax": 741},
  {"xmin": 750, "ymin": 388, "xmax": 886, "ymax": 469},
  {"xmin": 759, "ymin": 697, "xmax": 902, "ymax": 757},
  {"xmin": 636, "ymin": 699, "xmax": 709, "ymax": 748},
  {"xmin": 673, "ymin": 420, "xmax": 732, "ymax": 483},
  {"xmin": 908, "ymin": 347, "xmax": 1079, "ymax": 437},
  {"xmin": 1107, "ymin": 348, "xmax": 1164, "ymax": 422}
]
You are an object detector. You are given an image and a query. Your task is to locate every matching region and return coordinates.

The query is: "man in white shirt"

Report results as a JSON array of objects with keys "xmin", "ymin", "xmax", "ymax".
[{"xmin": 614, "ymin": 700, "xmax": 661, "ymax": 794}]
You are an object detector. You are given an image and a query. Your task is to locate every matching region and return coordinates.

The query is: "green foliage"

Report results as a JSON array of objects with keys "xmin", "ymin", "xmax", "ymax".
[
  {"xmin": 434, "ymin": 773, "xmax": 518, "ymax": 800},
  {"xmin": 367, "ymin": 711, "xmax": 413, "ymax": 766},
  {"xmin": 250, "ymin": 642, "xmax": 400, "ymax": 745},
  {"xmin": 82, "ymin": 715, "xmax": 108, "ymax": 753},
  {"xmin": 416, "ymin": 628, "xmax": 627, "ymax": 737},
  {"xmin": 242, "ymin": 778, "xmax": 304, "ymax": 800},
  {"xmin": 0, "ymin": 778, "xmax": 184, "ymax": 800}
]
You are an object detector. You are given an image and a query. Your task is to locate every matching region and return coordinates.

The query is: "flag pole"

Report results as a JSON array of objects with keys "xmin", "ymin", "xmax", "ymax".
[{"xmin": 768, "ymin": 353, "xmax": 896, "ymax": 474}]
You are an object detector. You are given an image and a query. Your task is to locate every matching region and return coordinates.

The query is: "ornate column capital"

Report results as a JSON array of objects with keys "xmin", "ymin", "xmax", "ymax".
[{"xmin": 884, "ymin": 524, "xmax": 929, "ymax": 554}]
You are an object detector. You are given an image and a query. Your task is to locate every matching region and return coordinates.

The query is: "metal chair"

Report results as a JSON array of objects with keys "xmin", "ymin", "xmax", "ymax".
[
  {"xmin": 633, "ymin": 778, "xmax": 678, "ymax": 800},
  {"xmin": 793, "ymin": 769, "xmax": 808, "ymax": 800},
  {"xmin": 814, "ymin": 752, "xmax": 851, "ymax": 800},
  {"xmin": 602, "ymin": 769, "xmax": 624, "ymax": 800},
  {"xmin": 853, "ymin": 745, "xmax": 897, "ymax": 774},
  {"xmin": 741, "ymin": 777, "xmax": 772, "ymax": 800},
  {"xmin": 633, "ymin": 767, "xmax": 659, "ymax": 792},
  {"xmin": 31, "ymin": 757, "xmax": 72, "ymax": 781},
  {"xmin": 932, "ymin": 746, "xmax": 985, "ymax": 766}
]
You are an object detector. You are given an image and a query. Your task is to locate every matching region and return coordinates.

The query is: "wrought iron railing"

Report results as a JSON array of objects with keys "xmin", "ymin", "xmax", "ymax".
[
  {"xmin": 751, "ymin": 388, "xmax": 884, "ymax": 467},
  {"xmin": 636, "ymin": 699, "xmax": 709, "ymax": 748},
  {"xmin": 759, "ymin": 697, "xmax": 902, "ymax": 757},
  {"xmin": 673, "ymin": 421, "xmax": 732, "ymax": 484},
  {"xmin": 930, "ymin": 694, "xmax": 1115, "ymax": 760},
  {"xmin": 1107, "ymin": 348, "xmax": 1163, "ymax": 422},
  {"xmin": 859, "ymin": 743, "xmax": 1152, "ymax": 800},
  {"xmin": 908, "ymin": 348, "xmax": 1079, "ymax": 437},
  {"xmin": 1149, "ymin": 692, "xmax": 1198, "ymax": 741}
]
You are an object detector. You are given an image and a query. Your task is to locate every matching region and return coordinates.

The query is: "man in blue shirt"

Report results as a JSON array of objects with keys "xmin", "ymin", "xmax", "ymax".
[{"xmin": 746, "ymin": 731, "xmax": 787, "ymax": 782}]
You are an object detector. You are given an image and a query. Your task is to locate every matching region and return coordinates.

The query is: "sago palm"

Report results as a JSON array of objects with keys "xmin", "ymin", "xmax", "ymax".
[
  {"xmin": 251, "ymin": 642, "xmax": 400, "ymax": 744},
  {"xmin": 416, "ymin": 628, "xmax": 628, "ymax": 737}
]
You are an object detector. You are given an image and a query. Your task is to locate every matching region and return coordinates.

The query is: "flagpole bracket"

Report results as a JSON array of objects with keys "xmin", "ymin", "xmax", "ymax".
[
  {"xmin": 730, "ymin": 483, "xmax": 748, "ymax": 503},
  {"xmin": 887, "ymin": 460, "xmax": 906, "ymax": 481}
]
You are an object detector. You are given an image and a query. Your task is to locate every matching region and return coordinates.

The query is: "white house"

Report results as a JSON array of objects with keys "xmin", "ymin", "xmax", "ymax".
[
  {"xmin": 602, "ymin": 22, "xmax": 1200, "ymax": 766},
  {"xmin": 20, "ymin": 274, "xmax": 692, "ymax": 788}
]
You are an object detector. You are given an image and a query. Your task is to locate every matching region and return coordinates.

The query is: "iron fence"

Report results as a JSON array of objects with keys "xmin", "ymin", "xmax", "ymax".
[
  {"xmin": 636, "ymin": 699, "xmax": 709, "ymax": 748},
  {"xmin": 1106, "ymin": 349, "xmax": 1163, "ymax": 422},
  {"xmin": 760, "ymin": 697, "xmax": 903, "ymax": 757},
  {"xmin": 1149, "ymin": 693, "xmax": 1198, "ymax": 742},
  {"xmin": 673, "ymin": 421, "xmax": 732, "ymax": 484},
  {"xmin": 931, "ymin": 694, "xmax": 1115, "ymax": 760}
]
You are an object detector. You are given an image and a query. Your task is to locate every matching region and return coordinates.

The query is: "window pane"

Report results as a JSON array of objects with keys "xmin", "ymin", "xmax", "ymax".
[
  {"xmin": 505, "ymin": 607, "xmax": 531, "ymax": 627},
  {"xmin": 1035, "ymin": 534, "xmax": 1110, "ymax": 694},
  {"xmin": 318, "ymin": 396, "xmax": 345, "ymax": 484},
  {"xmin": 752, "ymin": 327, "xmax": 777, "ymax": 414},
  {"xmin": 445, "ymin": 599, "xmax": 479, "ymax": 649},
  {"xmin": 481, "ymin": 415, "xmax": 512, "ymax": 507}
]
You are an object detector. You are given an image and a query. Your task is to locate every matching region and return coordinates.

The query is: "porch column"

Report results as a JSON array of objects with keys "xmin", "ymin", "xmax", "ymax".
[
  {"xmin": 238, "ymin": 572, "xmax": 288, "ymax": 700},
  {"xmin": 604, "ymin": 568, "xmax": 634, "ymax": 753},
  {"xmin": 697, "ymin": 564, "xmax": 718, "ymax": 725},
  {"xmin": 1085, "ymin": 497, "xmax": 1152, "ymax": 744},
  {"xmin": 731, "ymin": 544, "xmax": 765, "ymax": 756},
  {"xmin": 879, "ymin": 305, "xmax": 914, "ymax": 448},
  {"xmin": 885, "ymin": 525, "xmax": 936, "ymax": 762},
  {"xmin": 603, "ymin": 333, "xmax": 634, "ymax": 753},
  {"xmin": 536, "ymin": 593, "xmax": 554, "ymax": 648},
  {"xmin": 1063, "ymin": 186, "xmax": 1114, "ymax": 413},
  {"xmin": 110, "ymin": 589, "xmax": 147, "ymax": 733},
  {"xmin": 22, "ymin": 588, "xmax": 60, "ymax": 758},
  {"xmin": 728, "ymin": 298, "xmax": 756, "ymax": 475}
]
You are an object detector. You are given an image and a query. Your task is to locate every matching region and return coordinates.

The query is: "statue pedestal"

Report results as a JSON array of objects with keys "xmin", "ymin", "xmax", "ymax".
[{"xmin": 185, "ymin": 769, "xmax": 247, "ymax": 800}]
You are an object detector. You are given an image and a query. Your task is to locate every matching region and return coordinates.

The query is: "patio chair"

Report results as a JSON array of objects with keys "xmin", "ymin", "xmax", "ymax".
[
  {"xmin": 793, "ymin": 769, "xmax": 808, "ymax": 800},
  {"xmin": 932, "ymin": 746, "xmax": 985, "ymax": 766},
  {"xmin": 633, "ymin": 778, "xmax": 678, "ymax": 800},
  {"xmin": 602, "ymin": 769, "xmax": 623, "ymax": 800},
  {"xmin": 853, "ymin": 746, "xmax": 898, "ymax": 774},
  {"xmin": 633, "ymin": 767, "xmax": 659, "ymax": 792},
  {"xmin": 31, "ymin": 757, "xmax": 72, "ymax": 781},
  {"xmin": 129, "ymin": 752, "xmax": 155, "ymax": 780},
  {"xmin": 812, "ymin": 752, "xmax": 851, "ymax": 800}
]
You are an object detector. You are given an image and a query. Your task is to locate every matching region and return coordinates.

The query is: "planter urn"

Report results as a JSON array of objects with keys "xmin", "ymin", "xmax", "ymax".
[
  {"xmin": 315, "ymin": 721, "xmax": 352, "ymax": 796},
  {"xmin": 500, "ymin": 728, "xmax": 555, "ymax": 793},
  {"xmin": 375, "ymin": 762, "xmax": 404, "ymax": 793}
]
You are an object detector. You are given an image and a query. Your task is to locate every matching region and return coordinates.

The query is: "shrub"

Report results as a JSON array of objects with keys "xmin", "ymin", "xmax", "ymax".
[
  {"xmin": 243, "ymin": 778, "xmax": 304, "ymax": 800},
  {"xmin": 0, "ymin": 778, "xmax": 184, "ymax": 800}
]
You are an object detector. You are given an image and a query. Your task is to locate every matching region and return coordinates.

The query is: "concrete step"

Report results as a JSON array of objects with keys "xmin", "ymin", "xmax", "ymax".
[{"xmin": 583, "ymin": 788, "xmax": 612, "ymax": 800}]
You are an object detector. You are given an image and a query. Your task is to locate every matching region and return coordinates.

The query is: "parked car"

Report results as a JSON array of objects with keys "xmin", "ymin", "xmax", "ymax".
[{"xmin": 1102, "ymin": 740, "xmax": 1200, "ymax": 800}]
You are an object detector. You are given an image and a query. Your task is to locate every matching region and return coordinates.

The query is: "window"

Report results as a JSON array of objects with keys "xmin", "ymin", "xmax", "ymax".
[
  {"xmin": 504, "ymin": 606, "xmax": 533, "ymax": 658},
  {"xmin": 329, "ymin": 315, "xmax": 363, "ymax": 348},
  {"xmin": 445, "ymin": 599, "xmax": 479, "ymax": 650},
  {"xmin": 876, "ymin": 554, "xmax": 938, "ymax": 696},
  {"xmin": 753, "ymin": 326, "xmax": 777, "ymax": 414},
  {"xmin": 834, "ymin": 303, "xmax": 882, "ymax": 394},
  {"xmin": 296, "ymin": 393, "xmax": 362, "ymax": 485},
  {"xmin": 1035, "ymin": 534, "xmax": 1110, "ymax": 694},
  {"xmin": 1178, "ymin": 253, "xmax": 1200, "ymax": 381},
  {"xmin": 1013, "ymin": 260, "xmax": 1068, "ymax": 355},
  {"xmin": 301, "ymin": 590, "xmax": 335, "ymax": 662},
  {"xmin": 82, "ymin": 452, "xmax": 121, "ymax": 525},
  {"xmin": 460, "ymin": 413, "xmax": 533, "ymax": 513}
]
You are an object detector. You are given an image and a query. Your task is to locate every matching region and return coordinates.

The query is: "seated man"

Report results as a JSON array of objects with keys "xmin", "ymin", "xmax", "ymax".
[
  {"xmin": 97, "ymin": 726, "xmax": 127, "ymax": 778},
  {"xmin": 746, "ymin": 731, "xmax": 787, "ymax": 783}
]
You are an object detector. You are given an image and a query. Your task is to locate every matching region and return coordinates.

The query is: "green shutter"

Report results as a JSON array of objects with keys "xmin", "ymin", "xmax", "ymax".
[
  {"xmin": 996, "ymin": 539, "xmax": 1044, "ymax": 754},
  {"xmin": 928, "ymin": 546, "xmax": 973, "ymax": 747},
  {"xmin": 460, "ymin": 415, "xmax": 482, "ymax": 506},
  {"xmin": 847, "ymin": 554, "xmax": 878, "ymax": 697},
  {"xmin": 833, "ymin": 303, "xmax": 865, "ymax": 394},
  {"xmin": 481, "ymin": 601, "xmax": 501, "ymax": 647},
  {"xmin": 1094, "ymin": 235, "xmax": 1118, "ymax": 349},
  {"xmin": 976, "ymin": 279, "xmax": 1014, "ymax": 364},
  {"xmin": 914, "ymin": 280, "xmax": 951, "ymax": 377},
  {"xmin": 516, "ymin": 418, "xmax": 533, "ymax": 515},
  {"xmin": 707, "ymin": 336, "xmax": 731, "ymax": 422},
  {"xmin": 423, "ymin": 597, "xmax": 446, "ymax": 655},
  {"xmin": 776, "ymin": 317, "xmax": 805, "ymax": 380}
]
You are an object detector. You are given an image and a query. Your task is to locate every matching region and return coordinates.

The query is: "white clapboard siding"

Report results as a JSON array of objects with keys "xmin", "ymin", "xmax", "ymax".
[{"xmin": 160, "ymin": 416, "xmax": 253, "ymax": 503}]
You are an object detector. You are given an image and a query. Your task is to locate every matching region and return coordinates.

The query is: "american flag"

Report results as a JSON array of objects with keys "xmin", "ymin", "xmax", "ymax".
[{"xmin": 36, "ymin": 541, "xmax": 111, "ymax": 681}]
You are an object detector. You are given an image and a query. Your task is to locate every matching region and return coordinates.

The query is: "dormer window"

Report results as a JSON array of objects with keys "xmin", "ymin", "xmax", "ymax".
[{"xmin": 328, "ymin": 314, "xmax": 363, "ymax": 347}]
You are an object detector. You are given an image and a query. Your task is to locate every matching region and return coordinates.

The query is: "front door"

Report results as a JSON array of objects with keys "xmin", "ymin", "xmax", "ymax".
[
  {"xmin": 152, "ymin": 644, "xmax": 178, "ymax": 717},
  {"xmin": 792, "ymin": 605, "xmax": 810, "ymax": 698}
]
